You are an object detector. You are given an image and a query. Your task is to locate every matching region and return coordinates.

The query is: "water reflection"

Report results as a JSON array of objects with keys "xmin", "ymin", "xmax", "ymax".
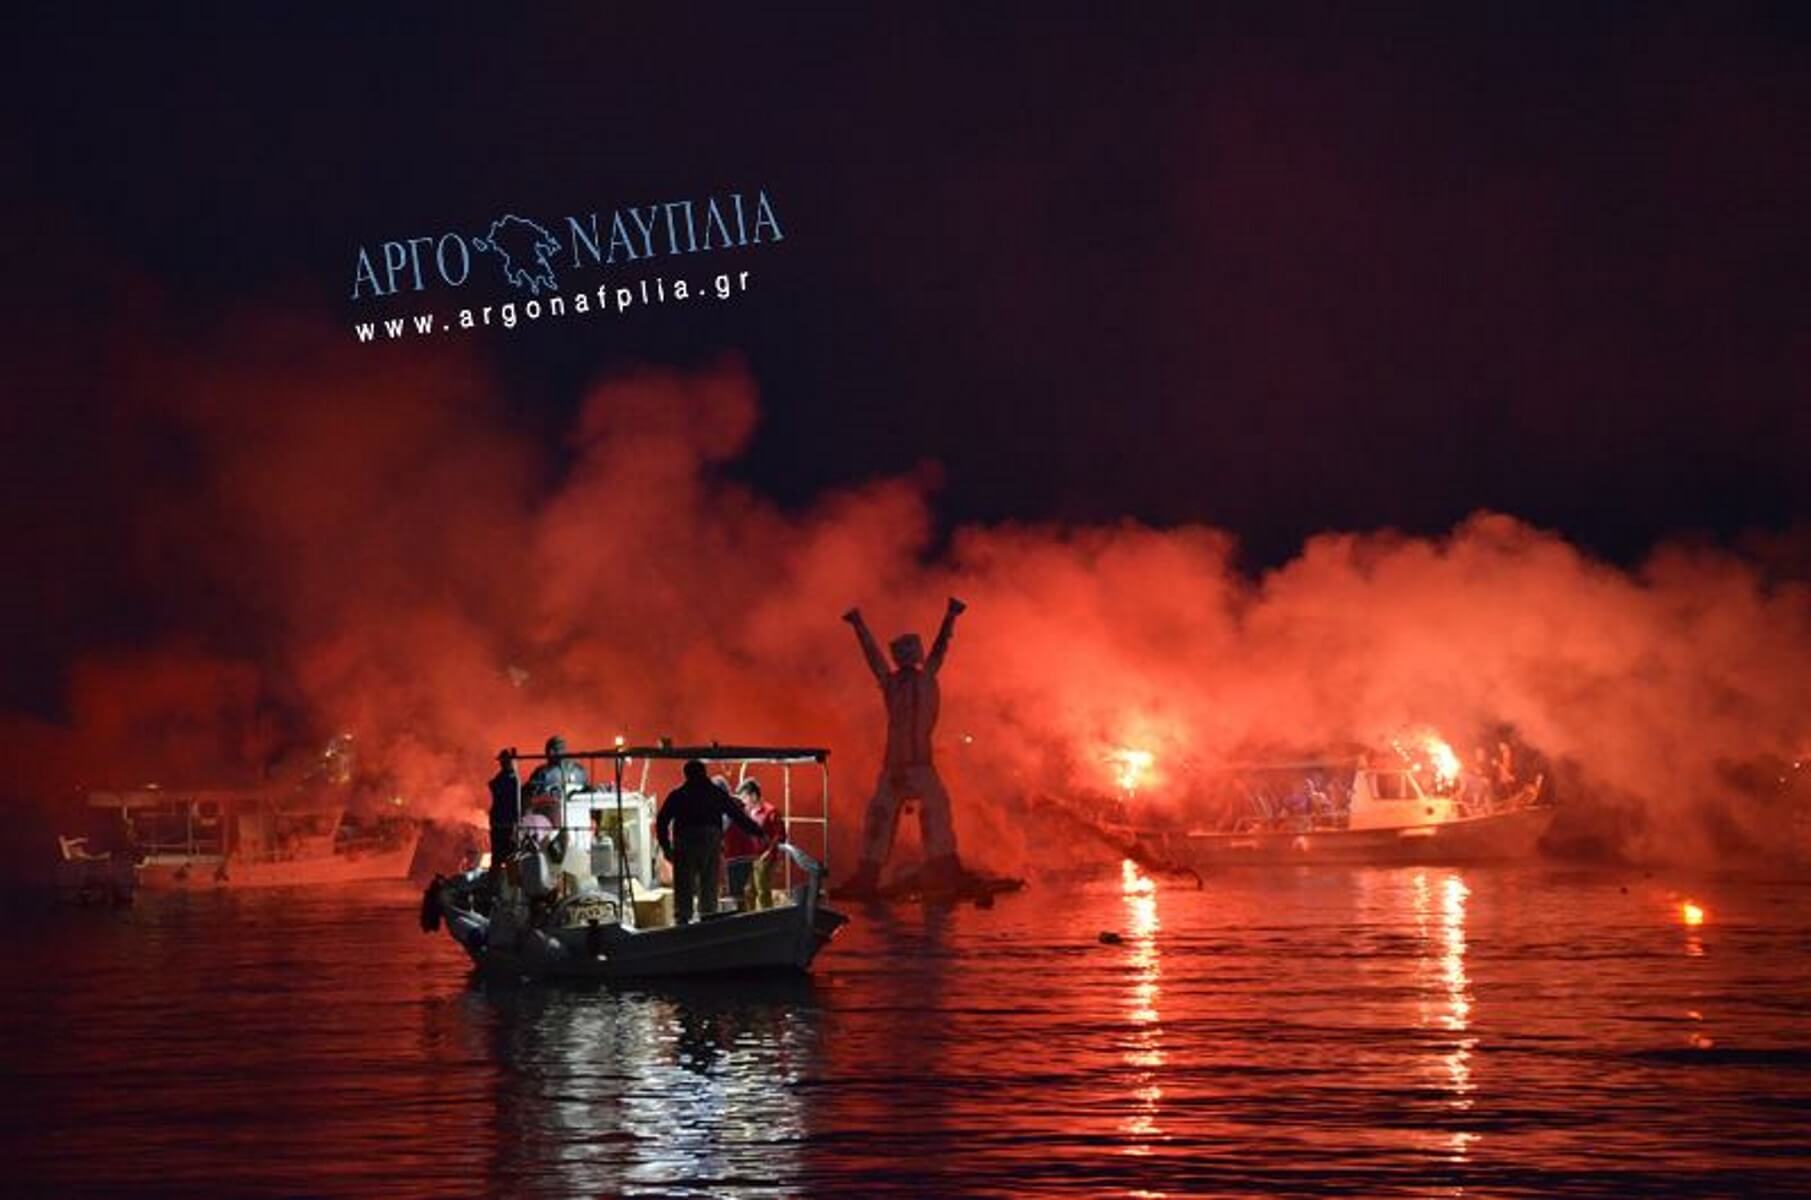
[
  {"xmin": 818, "ymin": 901, "xmax": 961, "ymax": 1186},
  {"xmin": 465, "ymin": 974, "xmax": 823, "ymax": 1197},
  {"xmin": 1411, "ymin": 870, "xmax": 1476, "ymax": 1170},
  {"xmin": 18, "ymin": 873, "xmax": 1811, "ymax": 1197},
  {"xmin": 1677, "ymin": 898, "xmax": 1712, "ymax": 1046},
  {"xmin": 1679, "ymin": 898, "xmax": 1708, "ymax": 959},
  {"xmin": 1119, "ymin": 859, "xmax": 1165, "ymax": 1158}
]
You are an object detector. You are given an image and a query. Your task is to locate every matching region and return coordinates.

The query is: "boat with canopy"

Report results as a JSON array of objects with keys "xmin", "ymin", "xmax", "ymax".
[{"xmin": 423, "ymin": 743, "xmax": 848, "ymax": 980}]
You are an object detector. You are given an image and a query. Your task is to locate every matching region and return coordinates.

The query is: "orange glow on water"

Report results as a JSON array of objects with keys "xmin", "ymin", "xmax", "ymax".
[
  {"xmin": 1121, "ymin": 857, "xmax": 1156, "ymax": 896},
  {"xmin": 1117, "ymin": 858, "xmax": 1165, "ymax": 1154}
]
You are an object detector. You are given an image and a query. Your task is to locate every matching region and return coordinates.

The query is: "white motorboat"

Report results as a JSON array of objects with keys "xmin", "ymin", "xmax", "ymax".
[
  {"xmin": 1039, "ymin": 735, "xmax": 1554, "ymax": 871},
  {"xmin": 425, "ymin": 744, "xmax": 848, "ymax": 981},
  {"xmin": 1112, "ymin": 763, "xmax": 1553, "ymax": 867},
  {"xmin": 78, "ymin": 787, "xmax": 420, "ymax": 890}
]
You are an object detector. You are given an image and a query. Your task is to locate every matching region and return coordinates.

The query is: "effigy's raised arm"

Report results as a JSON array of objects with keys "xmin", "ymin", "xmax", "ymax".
[
  {"xmin": 927, "ymin": 596, "xmax": 966, "ymax": 674},
  {"xmin": 843, "ymin": 607, "xmax": 890, "ymax": 682}
]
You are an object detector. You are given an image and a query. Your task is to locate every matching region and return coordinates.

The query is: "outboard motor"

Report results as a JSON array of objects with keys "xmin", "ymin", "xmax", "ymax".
[{"xmin": 521, "ymin": 848, "xmax": 557, "ymax": 898}]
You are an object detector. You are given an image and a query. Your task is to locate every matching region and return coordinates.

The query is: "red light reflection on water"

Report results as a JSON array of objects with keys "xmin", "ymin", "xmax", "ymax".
[
  {"xmin": 1411, "ymin": 870, "xmax": 1476, "ymax": 1168},
  {"xmin": 1120, "ymin": 859, "xmax": 1165, "ymax": 1158},
  {"xmin": 1675, "ymin": 896, "xmax": 1709, "ymax": 959}
]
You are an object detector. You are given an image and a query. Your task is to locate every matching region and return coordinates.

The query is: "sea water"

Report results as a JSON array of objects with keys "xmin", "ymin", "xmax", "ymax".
[{"xmin": 8, "ymin": 865, "xmax": 1809, "ymax": 1197}]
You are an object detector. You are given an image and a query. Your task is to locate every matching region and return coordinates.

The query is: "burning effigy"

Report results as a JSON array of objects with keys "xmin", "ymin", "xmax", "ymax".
[{"xmin": 839, "ymin": 598, "xmax": 1024, "ymax": 902}]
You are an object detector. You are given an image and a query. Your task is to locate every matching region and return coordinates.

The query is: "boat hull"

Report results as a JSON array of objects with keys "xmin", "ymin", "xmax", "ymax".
[
  {"xmin": 452, "ymin": 898, "xmax": 848, "ymax": 981},
  {"xmin": 53, "ymin": 857, "xmax": 137, "ymax": 905},
  {"xmin": 136, "ymin": 836, "xmax": 420, "ymax": 890},
  {"xmin": 1125, "ymin": 805, "xmax": 1557, "ymax": 867}
]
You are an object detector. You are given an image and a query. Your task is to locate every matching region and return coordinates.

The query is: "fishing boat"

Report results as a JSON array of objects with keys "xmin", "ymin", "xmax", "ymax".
[
  {"xmin": 77, "ymin": 787, "xmax": 420, "ymax": 890},
  {"xmin": 424, "ymin": 744, "xmax": 848, "ymax": 981},
  {"xmin": 1103, "ymin": 758, "xmax": 1554, "ymax": 868}
]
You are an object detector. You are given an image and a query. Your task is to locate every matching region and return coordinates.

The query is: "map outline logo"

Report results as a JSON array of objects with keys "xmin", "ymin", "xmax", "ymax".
[{"xmin": 470, "ymin": 214, "xmax": 561, "ymax": 296}]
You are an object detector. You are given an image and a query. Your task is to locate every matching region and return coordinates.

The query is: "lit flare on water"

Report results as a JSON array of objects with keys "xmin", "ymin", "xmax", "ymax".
[{"xmin": 1106, "ymin": 747, "xmax": 1156, "ymax": 796}]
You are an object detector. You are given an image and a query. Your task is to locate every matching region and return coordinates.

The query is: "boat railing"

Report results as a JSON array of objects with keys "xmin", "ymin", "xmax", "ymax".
[
  {"xmin": 518, "ymin": 743, "xmax": 833, "ymax": 924},
  {"xmin": 136, "ymin": 836, "xmax": 224, "ymax": 859},
  {"xmin": 774, "ymin": 842, "xmax": 825, "ymax": 912}
]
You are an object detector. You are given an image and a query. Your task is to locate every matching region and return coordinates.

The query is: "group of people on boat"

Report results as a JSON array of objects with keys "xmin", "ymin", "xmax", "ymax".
[
  {"xmin": 485, "ymin": 737, "xmax": 570, "ymax": 865},
  {"xmin": 654, "ymin": 760, "xmax": 786, "ymax": 922},
  {"xmin": 1222, "ymin": 739, "xmax": 1541, "ymax": 835},
  {"xmin": 1457, "ymin": 742, "xmax": 1526, "ymax": 813},
  {"xmin": 1410, "ymin": 741, "xmax": 1532, "ymax": 815},
  {"xmin": 485, "ymin": 736, "xmax": 791, "ymax": 925}
]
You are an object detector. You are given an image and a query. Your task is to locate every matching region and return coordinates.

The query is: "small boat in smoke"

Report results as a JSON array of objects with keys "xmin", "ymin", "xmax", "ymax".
[
  {"xmin": 77, "ymin": 787, "xmax": 420, "ymax": 890},
  {"xmin": 1037, "ymin": 731, "xmax": 1554, "ymax": 869},
  {"xmin": 1110, "ymin": 760, "xmax": 1553, "ymax": 867},
  {"xmin": 424, "ymin": 744, "xmax": 848, "ymax": 981}
]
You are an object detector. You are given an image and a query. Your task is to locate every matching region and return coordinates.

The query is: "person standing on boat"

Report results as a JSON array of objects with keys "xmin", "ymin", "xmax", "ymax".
[
  {"xmin": 525, "ymin": 735, "xmax": 589, "ymax": 813},
  {"xmin": 1463, "ymin": 746, "xmax": 1494, "ymax": 815},
  {"xmin": 658, "ymin": 759, "xmax": 770, "ymax": 923},
  {"xmin": 1490, "ymin": 741, "xmax": 1518, "ymax": 807},
  {"xmin": 841, "ymin": 597, "xmax": 966, "ymax": 897},
  {"xmin": 723, "ymin": 778, "xmax": 786, "ymax": 909},
  {"xmin": 487, "ymin": 748, "xmax": 521, "ymax": 874}
]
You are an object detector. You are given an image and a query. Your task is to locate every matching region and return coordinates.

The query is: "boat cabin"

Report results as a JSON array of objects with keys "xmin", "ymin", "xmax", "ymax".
[
  {"xmin": 1131, "ymin": 758, "xmax": 1472, "ymax": 836},
  {"xmin": 1345, "ymin": 767, "xmax": 1459, "ymax": 831}
]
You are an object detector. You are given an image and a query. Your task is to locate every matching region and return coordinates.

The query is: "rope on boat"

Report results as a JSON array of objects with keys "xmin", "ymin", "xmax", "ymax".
[{"xmin": 1027, "ymin": 791, "xmax": 1206, "ymax": 889}]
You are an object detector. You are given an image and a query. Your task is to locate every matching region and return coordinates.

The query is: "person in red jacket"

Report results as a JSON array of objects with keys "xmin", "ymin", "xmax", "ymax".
[{"xmin": 723, "ymin": 779, "xmax": 785, "ymax": 909}]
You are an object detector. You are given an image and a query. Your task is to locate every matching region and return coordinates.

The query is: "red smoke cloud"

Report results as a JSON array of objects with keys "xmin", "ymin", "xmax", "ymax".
[{"xmin": 11, "ymin": 321, "xmax": 1809, "ymax": 868}]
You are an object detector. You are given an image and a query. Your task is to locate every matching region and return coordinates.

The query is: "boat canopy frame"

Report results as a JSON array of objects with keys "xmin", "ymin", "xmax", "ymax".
[
  {"xmin": 510, "ymin": 743, "xmax": 832, "ymax": 922},
  {"xmin": 512, "ymin": 745, "xmax": 828, "ymax": 766}
]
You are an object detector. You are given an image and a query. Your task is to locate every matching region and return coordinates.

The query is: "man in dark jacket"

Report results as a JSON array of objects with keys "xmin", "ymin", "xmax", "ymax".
[
  {"xmin": 657, "ymin": 759, "xmax": 768, "ymax": 923},
  {"xmin": 487, "ymin": 748, "xmax": 521, "ymax": 877}
]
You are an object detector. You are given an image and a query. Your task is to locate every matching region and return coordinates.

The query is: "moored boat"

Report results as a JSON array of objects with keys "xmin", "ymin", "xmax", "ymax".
[
  {"xmin": 1108, "ymin": 759, "xmax": 1554, "ymax": 868},
  {"xmin": 79, "ymin": 787, "xmax": 420, "ymax": 890}
]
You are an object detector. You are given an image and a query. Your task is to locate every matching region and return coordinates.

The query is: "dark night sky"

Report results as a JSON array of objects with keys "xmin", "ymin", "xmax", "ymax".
[{"xmin": 5, "ymin": 4, "xmax": 1811, "ymax": 712}]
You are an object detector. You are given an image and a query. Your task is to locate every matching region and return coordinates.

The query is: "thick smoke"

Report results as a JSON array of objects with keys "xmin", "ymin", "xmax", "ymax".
[{"xmin": 11, "ymin": 324, "xmax": 1809, "ymax": 868}]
